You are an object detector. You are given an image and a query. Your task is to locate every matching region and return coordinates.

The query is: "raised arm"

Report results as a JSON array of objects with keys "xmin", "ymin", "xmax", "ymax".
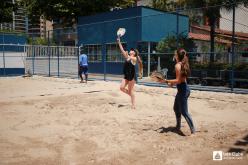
[{"xmin": 117, "ymin": 38, "xmax": 128, "ymax": 59}]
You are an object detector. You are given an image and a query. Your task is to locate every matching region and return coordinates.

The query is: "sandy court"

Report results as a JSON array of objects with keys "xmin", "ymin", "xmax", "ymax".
[{"xmin": 0, "ymin": 76, "xmax": 247, "ymax": 165}]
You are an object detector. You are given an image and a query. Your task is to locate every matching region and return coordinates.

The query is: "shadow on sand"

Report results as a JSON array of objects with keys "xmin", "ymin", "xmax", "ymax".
[
  {"xmin": 154, "ymin": 126, "xmax": 186, "ymax": 136},
  {"xmin": 228, "ymin": 133, "xmax": 248, "ymax": 154}
]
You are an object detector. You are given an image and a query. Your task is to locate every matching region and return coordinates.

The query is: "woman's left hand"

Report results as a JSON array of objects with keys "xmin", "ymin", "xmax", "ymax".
[{"xmin": 167, "ymin": 82, "xmax": 173, "ymax": 87}]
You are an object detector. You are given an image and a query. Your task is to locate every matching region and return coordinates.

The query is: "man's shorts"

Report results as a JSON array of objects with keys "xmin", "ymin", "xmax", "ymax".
[{"xmin": 79, "ymin": 66, "xmax": 88, "ymax": 75}]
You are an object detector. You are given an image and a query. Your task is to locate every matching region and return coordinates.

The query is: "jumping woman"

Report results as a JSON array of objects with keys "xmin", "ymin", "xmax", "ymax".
[
  {"xmin": 160, "ymin": 48, "xmax": 196, "ymax": 135},
  {"xmin": 117, "ymin": 37, "xmax": 142, "ymax": 109}
]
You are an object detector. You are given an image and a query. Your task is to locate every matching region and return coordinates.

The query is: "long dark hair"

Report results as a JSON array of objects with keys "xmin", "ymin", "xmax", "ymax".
[
  {"xmin": 176, "ymin": 48, "xmax": 190, "ymax": 77},
  {"xmin": 131, "ymin": 48, "xmax": 143, "ymax": 78}
]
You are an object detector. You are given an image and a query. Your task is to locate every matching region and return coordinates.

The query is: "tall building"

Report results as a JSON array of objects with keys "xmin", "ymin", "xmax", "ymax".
[
  {"xmin": 52, "ymin": 18, "xmax": 77, "ymax": 46},
  {"xmin": 40, "ymin": 17, "xmax": 53, "ymax": 39},
  {"xmin": 137, "ymin": 0, "xmax": 152, "ymax": 6},
  {"xmin": 0, "ymin": 0, "xmax": 53, "ymax": 39},
  {"xmin": 28, "ymin": 15, "xmax": 42, "ymax": 38},
  {"xmin": 13, "ymin": 2, "xmax": 26, "ymax": 33},
  {"xmin": 220, "ymin": 5, "xmax": 248, "ymax": 33},
  {"xmin": 0, "ymin": 0, "xmax": 27, "ymax": 33}
]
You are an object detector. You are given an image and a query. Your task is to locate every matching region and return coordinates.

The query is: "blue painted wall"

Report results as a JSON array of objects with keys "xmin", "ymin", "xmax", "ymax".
[
  {"xmin": 77, "ymin": 6, "xmax": 189, "ymax": 75},
  {"xmin": 78, "ymin": 7, "xmax": 142, "ymax": 48},
  {"xmin": 88, "ymin": 62, "xmax": 124, "ymax": 74},
  {"xmin": 0, "ymin": 68, "xmax": 25, "ymax": 76},
  {"xmin": 88, "ymin": 62, "xmax": 104, "ymax": 73},
  {"xmin": 77, "ymin": 6, "xmax": 189, "ymax": 45},
  {"xmin": 141, "ymin": 7, "xmax": 189, "ymax": 42},
  {"xmin": 0, "ymin": 33, "xmax": 27, "ymax": 51},
  {"xmin": 0, "ymin": 33, "xmax": 27, "ymax": 76},
  {"xmin": 0, "ymin": 33, "xmax": 27, "ymax": 44}
]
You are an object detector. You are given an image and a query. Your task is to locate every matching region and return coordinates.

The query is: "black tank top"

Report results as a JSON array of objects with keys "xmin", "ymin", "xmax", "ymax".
[{"xmin": 123, "ymin": 59, "xmax": 135, "ymax": 81}]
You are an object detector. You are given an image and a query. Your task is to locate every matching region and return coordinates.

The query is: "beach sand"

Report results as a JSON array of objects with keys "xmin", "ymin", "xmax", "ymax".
[{"xmin": 0, "ymin": 76, "xmax": 247, "ymax": 165}]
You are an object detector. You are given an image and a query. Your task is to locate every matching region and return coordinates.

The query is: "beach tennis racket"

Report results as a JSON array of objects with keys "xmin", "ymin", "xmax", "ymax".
[
  {"xmin": 150, "ymin": 71, "xmax": 166, "ymax": 82},
  {"xmin": 117, "ymin": 28, "xmax": 126, "ymax": 38}
]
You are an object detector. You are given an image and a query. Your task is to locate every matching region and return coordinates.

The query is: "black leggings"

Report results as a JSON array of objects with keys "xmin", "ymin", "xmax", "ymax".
[{"xmin": 173, "ymin": 83, "xmax": 195, "ymax": 133}]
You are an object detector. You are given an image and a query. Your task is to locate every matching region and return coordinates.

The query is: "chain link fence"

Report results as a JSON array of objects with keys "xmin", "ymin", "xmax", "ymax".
[{"xmin": 1, "ymin": 4, "xmax": 248, "ymax": 90}]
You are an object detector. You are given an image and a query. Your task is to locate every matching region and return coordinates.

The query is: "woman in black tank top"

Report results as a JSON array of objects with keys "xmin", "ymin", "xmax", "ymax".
[
  {"xmin": 117, "ymin": 38, "xmax": 142, "ymax": 109},
  {"xmin": 123, "ymin": 55, "xmax": 136, "ymax": 81}
]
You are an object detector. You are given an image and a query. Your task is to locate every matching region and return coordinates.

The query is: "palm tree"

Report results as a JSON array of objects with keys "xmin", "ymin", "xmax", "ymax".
[
  {"xmin": 186, "ymin": 0, "xmax": 248, "ymax": 63},
  {"xmin": 0, "ymin": 0, "xmax": 18, "ymax": 23},
  {"xmin": 152, "ymin": 0, "xmax": 183, "ymax": 11},
  {"xmin": 152, "ymin": 0, "xmax": 248, "ymax": 63}
]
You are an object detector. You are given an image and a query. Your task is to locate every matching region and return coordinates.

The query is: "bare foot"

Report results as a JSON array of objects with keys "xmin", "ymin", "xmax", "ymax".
[
  {"xmin": 188, "ymin": 132, "xmax": 196, "ymax": 137},
  {"xmin": 131, "ymin": 105, "xmax": 136, "ymax": 109},
  {"xmin": 80, "ymin": 80, "xmax": 84, "ymax": 83}
]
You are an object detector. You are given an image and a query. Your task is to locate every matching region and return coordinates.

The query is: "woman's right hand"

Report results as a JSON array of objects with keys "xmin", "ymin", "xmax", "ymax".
[{"xmin": 117, "ymin": 37, "xmax": 120, "ymax": 43}]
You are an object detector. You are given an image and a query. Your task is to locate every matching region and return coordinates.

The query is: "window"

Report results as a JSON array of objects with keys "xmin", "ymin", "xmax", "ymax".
[
  {"xmin": 82, "ymin": 43, "xmax": 128, "ymax": 62},
  {"xmin": 84, "ymin": 44, "xmax": 102, "ymax": 62},
  {"xmin": 106, "ymin": 43, "xmax": 126, "ymax": 62},
  {"xmin": 137, "ymin": 42, "xmax": 157, "ymax": 54}
]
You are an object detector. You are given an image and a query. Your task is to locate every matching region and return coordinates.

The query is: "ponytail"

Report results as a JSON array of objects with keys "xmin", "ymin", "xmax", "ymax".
[
  {"xmin": 177, "ymin": 48, "xmax": 190, "ymax": 77},
  {"xmin": 137, "ymin": 55, "xmax": 143, "ymax": 78},
  {"xmin": 181, "ymin": 55, "xmax": 190, "ymax": 77},
  {"xmin": 134, "ymin": 49, "xmax": 143, "ymax": 79}
]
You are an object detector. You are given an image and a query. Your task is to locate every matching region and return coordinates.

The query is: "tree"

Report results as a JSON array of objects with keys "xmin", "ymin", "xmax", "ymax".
[
  {"xmin": 20, "ymin": 0, "xmax": 136, "ymax": 27},
  {"xmin": 0, "ymin": 0, "xmax": 18, "ymax": 23},
  {"xmin": 152, "ymin": 0, "xmax": 187, "ymax": 11},
  {"xmin": 185, "ymin": 0, "xmax": 248, "ymax": 63},
  {"xmin": 156, "ymin": 33, "xmax": 196, "ymax": 53},
  {"xmin": 152, "ymin": 0, "xmax": 177, "ymax": 11},
  {"xmin": 156, "ymin": 33, "xmax": 196, "ymax": 72},
  {"xmin": 152, "ymin": 1, "xmax": 248, "ymax": 63}
]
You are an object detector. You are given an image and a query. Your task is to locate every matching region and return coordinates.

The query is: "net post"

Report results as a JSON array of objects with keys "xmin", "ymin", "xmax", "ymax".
[
  {"xmin": 48, "ymin": 30, "xmax": 51, "ymax": 77},
  {"xmin": 77, "ymin": 44, "xmax": 80, "ymax": 80},
  {"xmin": 231, "ymin": 4, "xmax": 235, "ymax": 92},
  {"xmin": 57, "ymin": 45, "xmax": 60, "ymax": 77},
  {"xmin": 2, "ymin": 33, "xmax": 6, "ymax": 76},
  {"xmin": 102, "ymin": 44, "xmax": 106, "ymax": 81},
  {"xmin": 176, "ymin": 7, "xmax": 179, "ymax": 49},
  {"xmin": 32, "ymin": 45, "xmax": 34, "ymax": 75}
]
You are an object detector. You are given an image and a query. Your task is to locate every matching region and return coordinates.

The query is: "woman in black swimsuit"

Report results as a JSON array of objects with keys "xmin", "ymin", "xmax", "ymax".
[
  {"xmin": 160, "ymin": 48, "xmax": 195, "ymax": 135},
  {"xmin": 117, "ymin": 38, "xmax": 142, "ymax": 109}
]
